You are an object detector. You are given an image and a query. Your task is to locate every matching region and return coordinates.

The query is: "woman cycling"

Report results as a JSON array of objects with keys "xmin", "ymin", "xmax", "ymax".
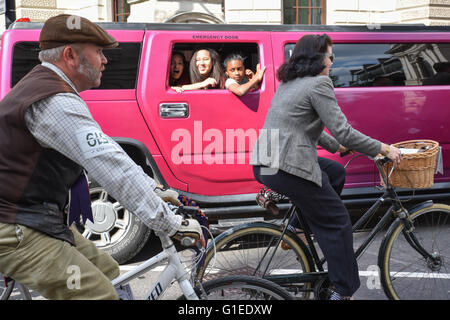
[{"xmin": 250, "ymin": 34, "xmax": 401, "ymax": 300}]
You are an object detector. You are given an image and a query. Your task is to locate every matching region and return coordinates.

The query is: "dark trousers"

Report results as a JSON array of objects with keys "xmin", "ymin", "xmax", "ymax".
[{"xmin": 253, "ymin": 157, "xmax": 360, "ymax": 296}]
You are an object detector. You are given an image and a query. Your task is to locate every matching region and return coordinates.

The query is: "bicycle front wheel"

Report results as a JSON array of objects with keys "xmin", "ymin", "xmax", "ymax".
[
  {"xmin": 379, "ymin": 202, "xmax": 450, "ymax": 300},
  {"xmin": 198, "ymin": 275, "xmax": 293, "ymax": 300}
]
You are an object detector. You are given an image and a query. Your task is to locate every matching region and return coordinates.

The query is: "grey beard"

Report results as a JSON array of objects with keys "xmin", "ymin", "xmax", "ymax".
[{"xmin": 77, "ymin": 55, "xmax": 100, "ymax": 84}]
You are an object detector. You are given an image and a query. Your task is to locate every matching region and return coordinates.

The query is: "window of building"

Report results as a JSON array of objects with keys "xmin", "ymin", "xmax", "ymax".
[
  {"xmin": 283, "ymin": 0, "xmax": 326, "ymax": 25},
  {"xmin": 113, "ymin": 0, "xmax": 130, "ymax": 22},
  {"xmin": 169, "ymin": 43, "xmax": 260, "ymax": 90},
  {"xmin": 11, "ymin": 42, "xmax": 141, "ymax": 89},
  {"xmin": 284, "ymin": 42, "xmax": 450, "ymax": 87}
]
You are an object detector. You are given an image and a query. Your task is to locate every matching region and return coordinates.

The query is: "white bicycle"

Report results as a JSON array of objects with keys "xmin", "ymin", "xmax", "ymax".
[{"xmin": 1, "ymin": 206, "xmax": 292, "ymax": 300}]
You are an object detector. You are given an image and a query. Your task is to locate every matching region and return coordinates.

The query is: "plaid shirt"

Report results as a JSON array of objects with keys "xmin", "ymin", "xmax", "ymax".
[{"xmin": 24, "ymin": 62, "xmax": 181, "ymax": 236}]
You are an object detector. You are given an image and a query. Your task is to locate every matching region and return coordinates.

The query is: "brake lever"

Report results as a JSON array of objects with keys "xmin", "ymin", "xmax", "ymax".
[
  {"xmin": 378, "ymin": 157, "xmax": 392, "ymax": 165},
  {"xmin": 176, "ymin": 205, "xmax": 201, "ymax": 218}
]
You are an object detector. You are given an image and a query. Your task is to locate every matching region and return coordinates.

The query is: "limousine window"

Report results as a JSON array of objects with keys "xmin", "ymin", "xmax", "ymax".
[
  {"xmin": 169, "ymin": 42, "xmax": 260, "ymax": 90},
  {"xmin": 11, "ymin": 41, "xmax": 141, "ymax": 89},
  {"xmin": 285, "ymin": 43, "xmax": 450, "ymax": 87}
]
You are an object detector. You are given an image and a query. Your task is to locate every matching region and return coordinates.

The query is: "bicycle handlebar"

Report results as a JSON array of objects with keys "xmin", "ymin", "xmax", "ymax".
[
  {"xmin": 339, "ymin": 150, "xmax": 353, "ymax": 157},
  {"xmin": 340, "ymin": 149, "xmax": 391, "ymax": 164},
  {"xmin": 342, "ymin": 151, "xmax": 395, "ymax": 188},
  {"xmin": 173, "ymin": 205, "xmax": 209, "ymax": 248},
  {"xmin": 176, "ymin": 205, "xmax": 202, "ymax": 217}
]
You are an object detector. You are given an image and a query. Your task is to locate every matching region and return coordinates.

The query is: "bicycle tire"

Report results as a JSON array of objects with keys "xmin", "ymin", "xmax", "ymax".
[
  {"xmin": 196, "ymin": 222, "xmax": 313, "ymax": 297},
  {"xmin": 0, "ymin": 276, "xmax": 14, "ymax": 300},
  {"xmin": 192, "ymin": 275, "xmax": 294, "ymax": 300},
  {"xmin": 378, "ymin": 202, "xmax": 450, "ymax": 300}
]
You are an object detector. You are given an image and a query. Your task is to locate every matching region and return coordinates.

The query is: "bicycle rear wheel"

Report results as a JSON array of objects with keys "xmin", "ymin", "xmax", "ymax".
[
  {"xmin": 379, "ymin": 203, "xmax": 450, "ymax": 300},
  {"xmin": 197, "ymin": 275, "xmax": 293, "ymax": 300},
  {"xmin": 196, "ymin": 222, "xmax": 313, "ymax": 297}
]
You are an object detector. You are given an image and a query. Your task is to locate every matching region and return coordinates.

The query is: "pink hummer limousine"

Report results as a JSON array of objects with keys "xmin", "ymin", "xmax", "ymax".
[{"xmin": 1, "ymin": 21, "xmax": 449, "ymax": 262}]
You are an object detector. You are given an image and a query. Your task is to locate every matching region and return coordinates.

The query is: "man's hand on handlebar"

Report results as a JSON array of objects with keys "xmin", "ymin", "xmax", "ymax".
[
  {"xmin": 173, "ymin": 218, "xmax": 205, "ymax": 247},
  {"xmin": 154, "ymin": 184, "xmax": 182, "ymax": 206}
]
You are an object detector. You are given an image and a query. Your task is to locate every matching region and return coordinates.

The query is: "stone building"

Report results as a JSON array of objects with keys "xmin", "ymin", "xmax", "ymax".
[
  {"xmin": 224, "ymin": 0, "xmax": 450, "ymax": 25},
  {"xmin": 0, "ymin": 0, "xmax": 449, "ymax": 34}
]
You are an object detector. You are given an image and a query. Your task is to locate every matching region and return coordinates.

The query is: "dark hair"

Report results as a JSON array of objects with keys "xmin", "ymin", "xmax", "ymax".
[
  {"xmin": 223, "ymin": 53, "xmax": 245, "ymax": 69},
  {"xmin": 277, "ymin": 34, "xmax": 332, "ymax": 83},
  {"xmin": 169, "ymin": 51, "xmax": 189, "ymax": 86},
  {"xmin": 171, "ymin": 51, "xmax": 187, "ymax": 65},
  {"xmin": 189, "ymin": 48, "xmax": 225, "ymax": 89}
]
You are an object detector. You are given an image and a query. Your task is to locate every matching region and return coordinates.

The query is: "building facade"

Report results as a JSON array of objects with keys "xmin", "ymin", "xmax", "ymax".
[
  {"xmin": 225, "ymin": 0, "xmax": 450, "ymax": 25},
  {"xmin": 0, "ymin": 0, "xmax": 449, "ymax": 33}
]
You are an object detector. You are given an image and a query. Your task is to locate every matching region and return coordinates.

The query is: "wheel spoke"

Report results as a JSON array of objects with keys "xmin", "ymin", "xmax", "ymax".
[
  {"xmin": 382, "ymin": 205, "xmax": 450, "ymax": 300},
  {"xmin": 101, "ymin": 232, "xmax": 111, "ymax": 245},
  {"xmin": 82, "ymin": 230, "xmax": 93, "ymax": 239},
  {"xmin": 98, "ymin": 190, "xmax": 109, "ymax": 202},
  {"xmin": 115, "ymin": 220, "xmax": 127, "ymax": 230},
  {"xmin": 112, "ymin": 202, "xmax": 123, "ymax": 211}
]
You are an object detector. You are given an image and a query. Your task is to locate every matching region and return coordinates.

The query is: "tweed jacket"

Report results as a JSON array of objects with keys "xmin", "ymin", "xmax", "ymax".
[{"xmin": 250, "ymin": 75, "xmax": 381, "ymax": 187}]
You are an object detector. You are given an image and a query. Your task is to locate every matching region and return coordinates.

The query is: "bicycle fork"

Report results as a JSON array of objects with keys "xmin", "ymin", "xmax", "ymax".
[{"xmin": 395, "ymin": 207, "xmax": 442, "ymax": 268}]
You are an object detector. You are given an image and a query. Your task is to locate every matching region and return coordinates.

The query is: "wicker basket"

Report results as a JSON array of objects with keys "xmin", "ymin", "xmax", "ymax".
[{"xmin": 381, "ymin": 140, "xmax": 439, "ymax": 189}]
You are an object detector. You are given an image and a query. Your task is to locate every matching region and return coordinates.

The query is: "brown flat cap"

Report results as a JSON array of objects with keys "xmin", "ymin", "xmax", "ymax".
[{"xmin": 39, "ymin": 14, "xmax": 118, "ymax": 50}]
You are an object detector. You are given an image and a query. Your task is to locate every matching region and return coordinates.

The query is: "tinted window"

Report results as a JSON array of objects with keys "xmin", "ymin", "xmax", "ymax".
[
  {"xmin": 11, "ymin": 42, "xmax": 40, "ymax": 87},
  {"xmin": 285, "ymin": 43, "xmax": 450, "ymax": 87},
  {"xmin": 101, "ymin": 43, "xmax": 141, "ymax": 89},
  {"xmin": 11, "ymin": 41, "xmax": 141, "ymax": 89}
]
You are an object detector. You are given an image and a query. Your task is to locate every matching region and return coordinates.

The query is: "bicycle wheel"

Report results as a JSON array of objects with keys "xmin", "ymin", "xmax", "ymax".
[
  {"xmin": 196, "ymin": 222, "xmax": 313, "ymax": 297},
  {"xmin": 379, "ymin": 202, "xmax": 450, "ymax": 300},
  {"xmin": 197, "ymin": 275, "xmax": 293, "ymax": 300},
  {"xmin": 0, "ymin": 275, "xmax": 14, "ymax": 300}
]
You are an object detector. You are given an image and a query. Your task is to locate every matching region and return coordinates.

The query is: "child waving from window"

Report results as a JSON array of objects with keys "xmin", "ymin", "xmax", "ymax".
[{"xmin": 224, "ymin": 54, "xmax": 265, "ymax": 96}]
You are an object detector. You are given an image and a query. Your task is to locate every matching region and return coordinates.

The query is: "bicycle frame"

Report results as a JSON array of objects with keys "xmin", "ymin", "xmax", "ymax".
[
  {"xmin": 3, "ymin": 206, "xmax": 207, "ymax": 300},
  {"xmin": 111, "ymin": 234, "xmax": 199, "ymax": 300},
  {"xmin": 263, "ymin": 157, "xmax": 439, "ymax": 291}
]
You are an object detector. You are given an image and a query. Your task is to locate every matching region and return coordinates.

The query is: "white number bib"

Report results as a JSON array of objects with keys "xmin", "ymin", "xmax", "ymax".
[{"xmin": 76, "ymin": 127, "xmax": 120, "ymax": 159}]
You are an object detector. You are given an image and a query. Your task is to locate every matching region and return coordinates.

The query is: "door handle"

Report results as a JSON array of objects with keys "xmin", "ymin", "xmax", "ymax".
[{"xmin": 159, "ymin": 103, "xmax": 189, "ymax": 118}]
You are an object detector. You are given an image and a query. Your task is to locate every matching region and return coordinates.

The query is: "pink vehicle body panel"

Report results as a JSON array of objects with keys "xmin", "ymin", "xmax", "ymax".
[{"xmin": 1, "ymin": 25, "xmax": 449, "ymax": 200}]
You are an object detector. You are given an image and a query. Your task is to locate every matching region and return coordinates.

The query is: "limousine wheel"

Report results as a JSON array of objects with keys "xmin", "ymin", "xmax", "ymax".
[{"xmin": 79, "ymin": 186, "xmax": 152, "ymax": 264}]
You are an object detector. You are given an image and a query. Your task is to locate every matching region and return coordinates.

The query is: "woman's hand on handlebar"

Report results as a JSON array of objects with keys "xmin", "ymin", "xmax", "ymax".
[
  {"xmin": 338, "ymin": 145, "xmax": 354, "ymax": 157},
  {"xmin": 381, "ymin": 143, "xmax": 402, "ymax": 166}
]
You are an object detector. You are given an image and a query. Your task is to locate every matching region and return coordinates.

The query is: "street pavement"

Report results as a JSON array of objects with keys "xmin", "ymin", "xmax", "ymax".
[{"xmin": 7, "ymin": 228, "xmax": 445, "ymax": 300}]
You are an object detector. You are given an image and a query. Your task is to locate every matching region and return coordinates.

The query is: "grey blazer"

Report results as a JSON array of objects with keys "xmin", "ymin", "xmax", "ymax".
[{"xmin": 250, "ymin": 75, "xmax": 381, "ymax": 187}]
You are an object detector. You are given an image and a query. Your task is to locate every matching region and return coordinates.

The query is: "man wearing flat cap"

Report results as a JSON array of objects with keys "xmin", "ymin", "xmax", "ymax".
[{"xmin": 0, "ymin": 14, "xmax": 203, "ymax": 299}]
